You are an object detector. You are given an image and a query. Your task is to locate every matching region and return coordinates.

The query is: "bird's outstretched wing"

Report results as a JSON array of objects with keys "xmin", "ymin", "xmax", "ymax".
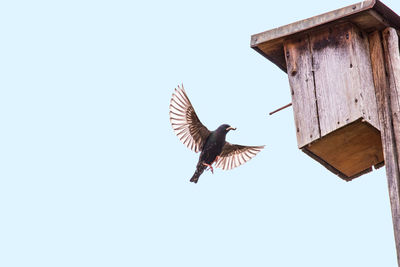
[
  {"xmin": 215, "ymin": 142, "xmax": 265, "ymax": 170},
  {"xmin": 169, "ymin": 85, "xmax": 211, "ymax": 153}
]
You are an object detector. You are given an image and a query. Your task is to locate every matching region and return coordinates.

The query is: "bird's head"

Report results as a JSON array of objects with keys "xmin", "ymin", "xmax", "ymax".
[{"xmin": 217, "ymin": 124, "xmax": 237, "ymax": 133}]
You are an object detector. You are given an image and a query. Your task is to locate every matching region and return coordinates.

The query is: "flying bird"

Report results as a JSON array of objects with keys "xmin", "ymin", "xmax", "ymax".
[{"xmin": 169, "ymin": 84, "xmax": 265, "ymax": 183}]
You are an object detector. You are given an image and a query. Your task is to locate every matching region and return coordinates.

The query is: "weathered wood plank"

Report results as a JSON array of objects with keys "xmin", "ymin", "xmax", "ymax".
[
  {"xmin": 251, "ymin": 1, "xmax": 400, "ymax": 74},
  {"xmin": 310, "ymin": 23, "xmax": 378, "ymax": 137},
  {"xmin": 352, "ymin": 26, "xmax": 381, "ymax": 130},
  {"xmin": 383, "ymin": 30, "xmax": 400, "ymax": 265},
  {"xmin": 284, "ymin": 36, "xmax": 320, "ymax": 148},
  {"xmin": 368, "ymin": 30, "xmax": 393, "ymax": 158},
  {"xmin": 383, "ymin": 28, "xmax": 400, "ymax": 166},
  {"xmin": 251, "ymin": 0, "xmax": 374, "ymax": 46},
  {"xmin": 311, "ymin": 23, "xmax": 356, "ymax": 136},
  {"xmin": 306, "ymin": 119, "xmax": 383, "ymax": 178},
  {"xmin": 369, "ymin": 28, "xmax": 400, "ymax": 266}
]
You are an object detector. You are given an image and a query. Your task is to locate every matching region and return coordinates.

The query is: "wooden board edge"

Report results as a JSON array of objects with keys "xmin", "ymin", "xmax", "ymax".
[
  {"xmin": 302, "ymin": 147, "xmax": 375, "ymax": 181},
  {"xmin": 375, "ymin": 160, "xmax": 385, "ymax": 169},
  {"xmin": 374, "ymin": 0, "xmax": 400, "ymax": 30},
  {"xmin": 301, "ymin": 147, "xmax": 351, "ymax": 180},
  {"xmin": 252, "ymin": 46, "xmax": 287, "ymax": 72},
  {"xmin": 301, "ymin": 118, "xmax": 381, "ymax": 181},
  {"xmin": 251, "ymin": 0, "xmax": 376, "ymax": 47}
]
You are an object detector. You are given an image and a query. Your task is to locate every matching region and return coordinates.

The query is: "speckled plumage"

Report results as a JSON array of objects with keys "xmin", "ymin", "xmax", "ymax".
[
  {"xmin": 190, "ymin": 124, "xmax": 233, "ymax": 183},
  {"xmin": 169, "ymin": 85, "xmax": 265, "ymax": 183}
]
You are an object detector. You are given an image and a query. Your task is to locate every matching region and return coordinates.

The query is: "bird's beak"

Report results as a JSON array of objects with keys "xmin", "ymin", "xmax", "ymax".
[{"xmin": 226, "ymin": 126, "xmax": 237, "ymax": 131}]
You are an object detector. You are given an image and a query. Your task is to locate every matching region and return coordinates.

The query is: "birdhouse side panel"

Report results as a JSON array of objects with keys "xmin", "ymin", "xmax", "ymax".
[
  {"xmin": 351, "ymin": 26, "xmax": 380, "ymax": 130},
  {"xmin": 284, "ymin": 37, "xmax": 321, "ymax": 148},
  {"xmin": 310, "ymin": 23, "xmax": 378, "ymax": 137}
]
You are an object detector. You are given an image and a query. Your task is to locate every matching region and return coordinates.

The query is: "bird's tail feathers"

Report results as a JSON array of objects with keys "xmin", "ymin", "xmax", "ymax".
[{"xmin": 190, "ymin": 162, "xmax": 207, "ymax": 183}]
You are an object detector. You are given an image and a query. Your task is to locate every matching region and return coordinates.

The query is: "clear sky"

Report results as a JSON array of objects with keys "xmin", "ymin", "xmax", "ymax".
[{"xmin": 1, "ymin": 0, "xmax": 400, "ymax": 266}]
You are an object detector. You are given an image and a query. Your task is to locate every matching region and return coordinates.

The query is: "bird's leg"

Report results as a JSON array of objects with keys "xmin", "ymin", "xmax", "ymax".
[
  {"xmin": 202, "ymin": 156, "xmax": 219, "ymax": 174},
  {"xmin": 202, "ymin": 163, "xmax": 214, "ymax": 174}
]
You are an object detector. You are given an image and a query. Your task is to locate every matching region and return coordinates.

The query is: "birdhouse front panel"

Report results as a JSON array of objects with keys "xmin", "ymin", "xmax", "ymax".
[
  {"xmin": 283, "ymin": 22, "xmax": 384, "ymax": 179},
  {"xmin": 309, "ymin": 23, "xmax": 380, "ymax": 135},
  {"xmin": 284, "ymin": 37, "xmax": 321, "ymax": 148}
]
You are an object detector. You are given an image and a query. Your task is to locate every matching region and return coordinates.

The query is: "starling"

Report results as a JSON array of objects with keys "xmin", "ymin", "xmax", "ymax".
[{"xmin": 169, "ymin": 85, "xmax": 265, "ymax": 183}]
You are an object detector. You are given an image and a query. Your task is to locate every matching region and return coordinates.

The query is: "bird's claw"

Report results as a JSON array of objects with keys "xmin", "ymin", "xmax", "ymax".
[{"xmin": 202, "ymin": 163, "xmax": 214, "ymax": 174}]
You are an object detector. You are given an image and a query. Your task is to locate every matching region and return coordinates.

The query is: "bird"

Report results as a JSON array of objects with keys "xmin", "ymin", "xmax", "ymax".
[{"xmin": 169, "ymin": 84, "xmax": 265, "ymax": 183}]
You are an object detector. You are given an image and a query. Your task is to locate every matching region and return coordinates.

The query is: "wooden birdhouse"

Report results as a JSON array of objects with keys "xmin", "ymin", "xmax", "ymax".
[{"xmin": 251, "ymin": 0, "xmax": 400, "ymax": 180}]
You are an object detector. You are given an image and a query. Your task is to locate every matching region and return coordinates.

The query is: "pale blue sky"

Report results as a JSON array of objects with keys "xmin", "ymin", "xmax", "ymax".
[{"xmin": 1, "ymin": 0, "xmax": 400, "ymax": 266}]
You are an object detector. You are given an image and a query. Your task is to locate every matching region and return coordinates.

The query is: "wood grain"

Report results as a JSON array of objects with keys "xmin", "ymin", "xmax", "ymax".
[
  {"xmin": 383, "ymin": 29, "xmax": 400, "ymax": 265},
  {"xmin": 383, "ymin": 28, "xmax": 400, "ymax": 166},
  {"xmin": 251, "ymin": 0, "xmax": 400, "ymax": 74},
  {"xmin": 310, "ymin": 23, "xmax": 378, "ymax": 136},
  {"xmin": 352, "ymin": 26, "xmax": 380, "ymax": 130},
  {"xmin": 369, "ymin": 28, "xmax": 400, "ymax": 266},
  {"xmin": 305, "ymin": 119, "xmax": 383, "ymax": 178},
  {"xmin": 284, "ymin": 37, "xmax": 320, "ymax": 148}
]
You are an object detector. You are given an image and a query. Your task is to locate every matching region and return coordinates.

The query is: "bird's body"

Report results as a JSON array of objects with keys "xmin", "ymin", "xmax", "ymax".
[
  {"xmin": 169, "ymin": 85, "xmax": 264, "ymax": 183},
  {"xmin": 200, "ymin": 125, "xmax": 230, "ymax": 164},
  {"xmin": 190, "ymin": 125, "xmax": 232, "ymax": 183}
]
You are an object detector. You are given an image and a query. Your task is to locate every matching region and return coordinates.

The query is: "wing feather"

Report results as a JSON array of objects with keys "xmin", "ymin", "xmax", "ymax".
[
  {"xmin": 169, "ymin": 85, "xmax": 210, "ymax": 153},
  {"xmin": 215, "ymin": 142, "xmax": 265, "ymax": 170}
]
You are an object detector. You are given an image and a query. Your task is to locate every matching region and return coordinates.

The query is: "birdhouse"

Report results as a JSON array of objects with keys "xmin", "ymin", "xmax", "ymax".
[{"xmin": 251, "ymin": 0, "xmax": 400, "ymax": 180}]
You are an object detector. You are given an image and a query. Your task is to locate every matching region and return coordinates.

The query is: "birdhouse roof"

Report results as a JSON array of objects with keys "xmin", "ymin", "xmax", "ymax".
[{"xmin": 251, "ymin": 0, "xmax": 400, "ymax": 72}]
